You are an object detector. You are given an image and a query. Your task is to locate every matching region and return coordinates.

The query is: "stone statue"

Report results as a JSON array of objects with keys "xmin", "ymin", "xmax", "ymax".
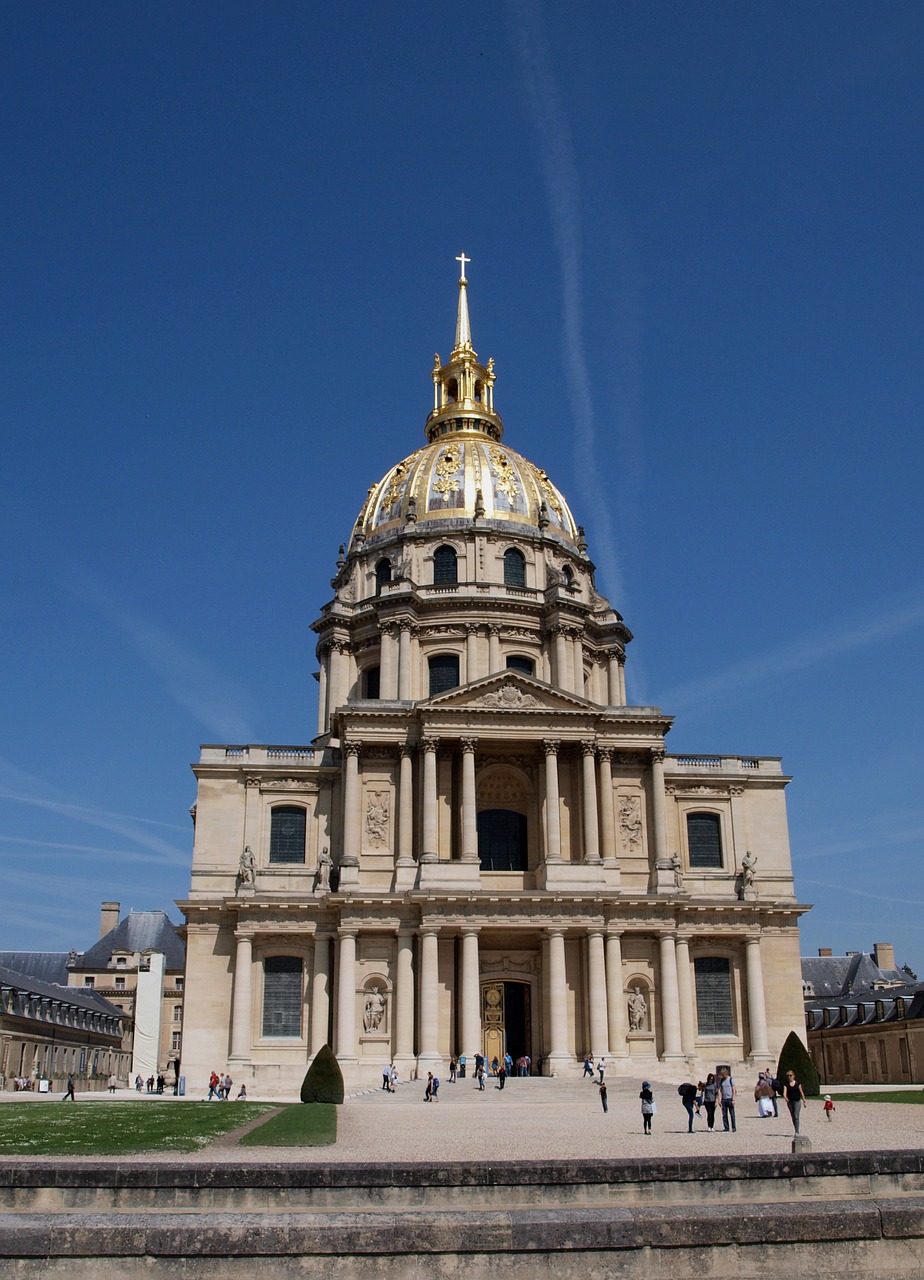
[
  {"xmin": 238, "ymin": 846, "xmax": 256, "ymax": 888},
  {"xmin": 670, "ymin": 852, "xmax": 684, "ymax": 891},
  {"xmin": 363, "ymin": 986, "xmax": 386, "ymax": 1033},
  {"xmin": 316, "ymin": 846, "xmax": 331, "ymax": 891},
  {"xmin": 738, "ymin": 849, "xmax": 757, "ymax": 899},
  {"xmin": 627, "ymin": 985, "xmax": 648, "ymax": 1032}
]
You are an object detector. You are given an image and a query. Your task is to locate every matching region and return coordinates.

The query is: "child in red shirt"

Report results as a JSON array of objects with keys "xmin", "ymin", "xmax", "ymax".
[{"xmin": 823, "ymin": 1094, "xmax": 835, "ymax": 1121}]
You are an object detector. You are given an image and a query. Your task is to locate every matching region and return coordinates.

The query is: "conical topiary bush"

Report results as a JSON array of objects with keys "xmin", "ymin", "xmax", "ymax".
[
  {"xmin": 776, "ymin": 1030, "xmax": 820, "ymax": 1097},
  {"xmin": 300, "ymin": 1043, "xmax": 345, "ymax": 1104}
]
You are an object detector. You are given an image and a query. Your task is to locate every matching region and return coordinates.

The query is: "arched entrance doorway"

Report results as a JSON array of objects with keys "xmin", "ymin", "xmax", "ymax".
[{"xmin": 481, "ymin": 981, "xmax": 532, "ymax": 1067}]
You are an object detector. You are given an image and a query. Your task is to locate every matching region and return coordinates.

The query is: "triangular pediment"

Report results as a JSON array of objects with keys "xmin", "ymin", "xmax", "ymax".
[{"xmin": 422, "ymin": 671, "xmax": 597, "ymax": 713}]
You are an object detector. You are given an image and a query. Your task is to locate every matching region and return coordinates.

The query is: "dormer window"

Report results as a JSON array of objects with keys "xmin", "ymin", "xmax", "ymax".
[{"xmin": 116, "ymin": 957, "xmax": 127, "ymax": 969}]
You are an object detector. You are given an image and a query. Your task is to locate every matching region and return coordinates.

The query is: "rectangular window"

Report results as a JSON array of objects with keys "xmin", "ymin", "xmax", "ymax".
[
  {"xmin": 899, "ymin": 1039, "xmax": 910, "ymax": 1073},
  {"xmin": 860, "ymin": 1042, "xmax": 869, "ymax": 1075},
  {"xmin": 115, "ymin": 976, "xmax": 125, "ymax": 990},
  {"xmin": 878, "ymin": 1039, "xmax": 888, "ymax": 1075},
  {"xmin": 262, "ymin": 956, "xmax": 303, "ymax": 1037},
  {"xmin": 687, "ymin": 813, "xmax": 723, "ymax": 868},
  {"xmin": 842, "ymin": 1042, "xmax": 851, "ymax": 1076},
  {"xmin": 175, "ymin": 978, "xmax": 184, "ymax": 990},
  {"xmin": 694, "ymin": 957, "xmax": 733, "ymax": 1035},
  {"xmin": 171, "ymin": 1032, "xmax": 182, "ymax": 1053},
  {"xmin": 83, "ymin": 977, "xmax": 94, "ymax": 988},
  {"xmin": 269, "ymin": 807, "xmax": 307, "ymax": 864},
  {"xmin": 173, "ymin": 1006, "xmax": 182, "ymax": 1023}
]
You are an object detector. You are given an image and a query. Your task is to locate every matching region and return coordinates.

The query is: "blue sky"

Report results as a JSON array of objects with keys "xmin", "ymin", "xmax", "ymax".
[{"xmin": 3, "ymin": 2, "xmax": 923, "ymax": 972}]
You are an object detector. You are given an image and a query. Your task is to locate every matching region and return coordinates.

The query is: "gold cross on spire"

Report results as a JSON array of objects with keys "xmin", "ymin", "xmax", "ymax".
[{"xmin": 456, "ymin": 252, "xmax": 470, "ymax": 282}]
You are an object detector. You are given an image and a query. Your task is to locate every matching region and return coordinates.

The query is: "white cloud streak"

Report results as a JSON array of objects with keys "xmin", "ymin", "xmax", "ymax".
[
  {"xmin": 662, "ymin": 588, "xmax": 924, "ymax": 710},
  {"xmin": 505, "ymin": 0, "xmax": 634, "ymax": 605},
  {"xmin": 71, "ymin": 573, "xmax": 258, "ymax": 742}
]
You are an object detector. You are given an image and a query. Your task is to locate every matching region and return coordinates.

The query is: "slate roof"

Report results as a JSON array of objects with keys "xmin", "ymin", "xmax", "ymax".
[
  {"xmin": 801, "ymin": 952, "xmax": 906, "ymax": 1000},
  {"xmin": 77, "ymin": 911, "xmax": 185, "ymax": 971},
  {"xmin": 0, "ymin": 952, "xmax": 70, "ymax": 986},
  {"xmin": 0, "ymin": 963, "xmax": 124, "ymax": 1018}
]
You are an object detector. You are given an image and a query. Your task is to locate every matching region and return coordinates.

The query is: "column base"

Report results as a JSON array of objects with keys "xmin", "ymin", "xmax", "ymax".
[
  {"xmin": 393, "ymin": 860, "xmax": 417, "ymax": 892},
  {"xmin": 417, "ymin": 861, "xmax": 482, "ymax": 891},
  {"xmin": 544, "ymin": 1053, "xmax": 573, "ymax": 1077},
  {"xmin": 338, "ymin": 863, "xmax": 360, "ymax": 889},
  {"xmin": 416, "ymin": 1053, "xmax": 443, "ymax": 1078}
]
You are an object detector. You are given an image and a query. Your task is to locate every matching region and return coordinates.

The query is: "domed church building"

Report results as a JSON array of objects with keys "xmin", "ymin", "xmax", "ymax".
[{"xmin": 179, "ymin": 261, "xmax": 808, "ymax": 1092}]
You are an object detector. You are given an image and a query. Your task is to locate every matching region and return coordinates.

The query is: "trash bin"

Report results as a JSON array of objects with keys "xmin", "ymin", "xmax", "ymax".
[
  {"xmin": 38, "ymin": 1079, "xmax": 49, "ymax": 1094},
  {"xmin": 178, "ymin": 1075, "xmax": 186, "ymax": 1096}
]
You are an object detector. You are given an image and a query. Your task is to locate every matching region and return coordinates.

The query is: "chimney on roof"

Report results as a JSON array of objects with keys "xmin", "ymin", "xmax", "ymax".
[
  {"xmin": 846, "ymin": 951, "xmax": 859, "ymax": 956},
  {"xmin": 817, "ymin": 948, "xmax": 832, "ymax": 957},
  {"xmin": 100, "ymin": 901, "xmax": 120, "ymax": 938},
  {"xmin": 873, "ymin": 942, "xmax": 896, "ymax": 971}
]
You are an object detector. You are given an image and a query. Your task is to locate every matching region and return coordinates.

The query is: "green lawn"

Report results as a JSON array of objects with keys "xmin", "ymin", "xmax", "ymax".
[
  {"xmin": 238, "ymin": 1103, "xmax": 337, "ymax": 1147},
  {"xmin": 0, "ymin": 1101, "xmax": 278, "ymax": 1155},
  {"xmin": 830, "ymin": 1091, "xmax": 924, "ymax": 1105}
]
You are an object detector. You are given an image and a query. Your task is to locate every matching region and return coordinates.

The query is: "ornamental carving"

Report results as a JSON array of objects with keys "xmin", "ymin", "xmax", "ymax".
[
  {"xmin": 365, "ymin": 792, "xmax": 389, "ymax": 848},
  {"xmin": 618, "ymin": 795, "xmax": 643, "ymax": 851},
  {"xmin": 261, "ymin": 779, "xmax": 314, "ymax": 791},
  {"xmin": 362, "ymin": 986, "xmax": 387, "ymax": 1033},
  {"xmin": 433, "ymin": 443, "xmax": 463, "ymax": 497},
  {"xmin": 627, "ymin": 984, "xmax": 649, "ymax": 1032},
  {"xmin": 474, "ymin": 684, "xmax": 541, "ymax": 709},
  {"xmin": 478, "ymin": 772, "xmax": 527, "ymax": 804},
  {"xmin": 532, "ymin": 465, "xmax": 563, "ymax": 514},
  {"xmin": 382, "ymin": 461, "xmax": 409, "ymax": 510},
  {"xmin": 488, "ymin": 447, "xmax": 520, "ymax": 501},
  {"xmin": 671, "ymin": 785, "xmax": 729, "ymax": 797}
]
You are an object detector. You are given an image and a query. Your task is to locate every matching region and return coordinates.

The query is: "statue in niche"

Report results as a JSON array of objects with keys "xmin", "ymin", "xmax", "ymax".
[
  {"xmin": 365, "ymin": 793, "xmax": 389, "ymax": 848},
  {"xmin": 237, "ymin": 846, "xmax": 256, "ymax": 890},
  {"xmin": 618, "ymin": 795, "xmax": 642, "ymax": 851},
  {"xmin": 363, "ymin": 986, "xmax": 386, "ymax": 1033},
  {"xmin": 315, "ymin": 846, "xmax": 331, "ymax": 891},
  {"xmin": 627, "ymin": 985, "xmax": 648, "ymax": 1032},
  {"xmin": 670, "ymin": 852, "xmax": 684, "ymax": 891},
  {"xmin": 738, "ymin": 849, "xmax": 757, "ymax": 900}
]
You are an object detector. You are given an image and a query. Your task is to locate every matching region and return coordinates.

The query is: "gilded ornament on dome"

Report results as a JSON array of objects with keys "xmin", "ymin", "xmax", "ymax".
[
  {"xmin": 432, "ymin": 443, "xmax": 463, "ymax": 497},
  {"xmin": 382, "ymin": 462, "xmax": 410, "ymax": 511},
  {"xmin": 488, "ymin": 447, "xmax": 520, "ymax": 502},
  {"xmin": 533, "ymin": 467, "xmax": 563, "ymax": 515}
]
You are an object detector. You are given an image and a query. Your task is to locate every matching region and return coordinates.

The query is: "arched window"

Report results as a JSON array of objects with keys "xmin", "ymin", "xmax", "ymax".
[
  {"xmin": 687, "ymin": 812, "xmax": 723, "ymax": 868},
  {"xmin": 364, "ymin": 665, "xmax": 380, "ymax": 699},
  {"xmin": 503, "ymin": 548, "xmax": 526, "ymax": 588},
  {"xmin": 375, "ymin": 559, "xmax": 392, "ymax": 594},
  {"xmin": 269, "ymin": 806, "xmax": 306, "ymax": 864},
  {"xmin": 694, "ymin": 957, "xmax": 733, "ymax": 1035},
  {"xmin": 477, "ymin": 809, "xmax": 528, "ymax": 871},
  {"xmin": 428, "ymin": 654, "xmax": 459, "ymax": 696},
  {"xmin": 562, "ymin": 564, "xmax": 575, "ymax": 589},
  {"xmin": 433, "ymin": 545, "xmax": 458, "ymax": 585},
  {"xmin": 262, "ymin": 956, "xmax": 303, "ymax": 1037},
  {"xmin": 506, "ymin": 655, "xmax": 534, "ymax": 675},
  {"xmin": 447, "ymin": 378, "xmax": 458, "ymax": 402}
]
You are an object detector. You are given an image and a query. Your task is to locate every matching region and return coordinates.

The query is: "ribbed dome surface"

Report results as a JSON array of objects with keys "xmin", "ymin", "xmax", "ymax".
[{"xmin": 352, "ymin": 434, "xmax": 578, "ymax": 545}]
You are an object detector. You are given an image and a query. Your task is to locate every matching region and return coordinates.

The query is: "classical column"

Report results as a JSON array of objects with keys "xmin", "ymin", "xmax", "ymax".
[
  {"xmin": 380, "ymin": 622, "xmax": 398, "ymax": 699},
  {"xmin": 418, "ymin": 926, "xmax": 440, "ymax": 1066},
  {"xmin": 553, "ymin": 628, "xmax": 570, "ymax": 692},
  {"xmin": 420, "ymin": 738, "xmax": 439, "ymax": 862},
  {"xmin": 342, "ymin": 741, "xmax": 361, "ymax": 867},
  {"xmin": 581, "ymin": 741, "xmax": 601, "ymax": 863},
  {"xmin": 310, "ymin": 934, "xmax": 332, "ymax": 1056},
  {"xmin": 335, "ymin": 929, "xmax": 357, "ymax": 1063},
  {"xmin": 410, "ymin": 629, "xmax": 421, "ymax": 700},
  {"xmin": 397, "ymin": 624, "xmax": 412, "ymax": 699},
  {"xmin": 586, "ymin": 929, "xmax": 609, "ymax": 1059},
  {"xmin": 617, "ymin": 655, "xmax": 627, "ymax": 706},
  {"xmin": 397, "ymin": 743, "xmax": 415, "ymax": 866},
  {"xmin": 658, "ymin": 933, "xmax": 683, "ymax": 1060},
  {"xmin": 487, "ymin": 624, "xmax": 501, "ymax": 674},
  {"xmin": 598, "ymin": 748, "xmax": 617, "ymax": 869},
  {"xmin": 606, "ymin": 652, "xmax": 621, "ymax": 705},
  {"xmin": 675, "ymin": 936, "xmax": 696, "ymax": 1056},
  {"xmin": 328, "ymin": 642, "xmax": 344, "ymax": 716},
  {"xmin": 605, "ymin": 930, "xmax": 628, "ymax": 1057},
  {"xmin": 465, "ymin": 624, "xmax": 479, "ymax": 683},
  {"xmin": 316, "ymin": 660, "xmax": 328, "ymax": 736},
  {"xmin": 570, "ymin": 630, "xmax": 585, "ymax": 696},
  {"xmin": 394, "ymin": 930, "xmax": 415, "ymax": 1064},
  {"xmin": 650, "ymin": 749, "xmax": 668, "ymax": 865},
  {"xmin": 745, "ymin": 936, "xmax": 771, "ymax": 1058},
  {"xmin": 546, "ymin": 927, "xmax": 569, "ymax": 1069},
  {"xmin": 460, "ymin": 737, "xmax": 479, "ymax": 863},
  {"xmin": 229, "ymin": 933, "xmax": 253, "ymax": 1061},
  {"xmin": 542, "ymin": 740, "xmax": 562, "ymax": 863},
  {"xmin": 460, "ymin": 927, "xmax": 481, "ymax": 1062}
]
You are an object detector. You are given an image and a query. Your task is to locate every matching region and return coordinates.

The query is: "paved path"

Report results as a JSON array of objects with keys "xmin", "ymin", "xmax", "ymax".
[{"xmin": 3, "ymin": 1074, "xmax": 923, "ymax": 1163}]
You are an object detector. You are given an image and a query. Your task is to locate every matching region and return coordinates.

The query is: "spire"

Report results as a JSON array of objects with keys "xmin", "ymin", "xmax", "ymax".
[{"xmin": 453, "ymin": 252, "xmax": 473, "ymax": 355}]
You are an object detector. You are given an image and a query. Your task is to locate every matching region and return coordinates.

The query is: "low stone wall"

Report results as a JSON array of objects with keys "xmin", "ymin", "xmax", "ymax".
[{"xmin": 2, "ymin": 1153, "xmax": 924, "ymax": 1278}]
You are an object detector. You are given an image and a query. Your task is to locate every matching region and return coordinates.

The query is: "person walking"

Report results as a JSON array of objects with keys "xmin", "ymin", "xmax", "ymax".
[
  {"xmin": 823, "ymin": 1095, "xmax": 835, "ymax": 1121},
  {"xmin": 784, "ymin": 1070, "xmax": 807, "ymax": 1134},
  {"xmin": 424, "ymin": 1071, "xmax": 434, "ymax": 1101},
  {"xmin": 701, "ymin": 1073, "xmax": 718, "ymax": 1131},
  {"xmin": 62, "ymin": 1074, "xmax": 76, "ymax": 1102},
  {"xmin": 599, "ymin": 1081, "xmax": 608, "ymax": 1113},
  {"xmin": 449, "ymin": 1058, "xmax": 457, "ymax": 1083},
  {"xmin": 719, "ymin": 1068, "xmax": 737, "ymax": 1132},
  {"xmin": 107, "ymin": 1074, "xmax": 117, "ymax": 1093},
  {"xmin": 583, "ymin": 1055, "xmax": 594, "ymax": 1079},
  {"xmin": 597, "ymin": 1058, "xmax": 605, "ymax": 1084},
  {"xmin": 640, "ymin": 1081, "xmax": 655, "ymax": 1134},
  {"xmin": 497, "ymin": 1064, "xmax": 506, "ymax": 1090}
]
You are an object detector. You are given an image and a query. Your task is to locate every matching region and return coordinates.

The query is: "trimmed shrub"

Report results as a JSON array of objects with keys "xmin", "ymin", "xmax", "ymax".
[
  {"xmin": 300, "ymin": 1044, "xmax": 344, "ymax": 1105},
  {"xmin": 776, "ymin": 1030, "xmax": 820, "ymax": 1097}
]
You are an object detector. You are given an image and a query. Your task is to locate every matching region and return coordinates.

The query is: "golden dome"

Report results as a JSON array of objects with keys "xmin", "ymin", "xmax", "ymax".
[
  {"xmin": 353, "ymin": 434, "xmax": 578, "ymax": 544},
  {"xmin": 351, "ymin": 258, "xmax": 579, "ymax": 548}
]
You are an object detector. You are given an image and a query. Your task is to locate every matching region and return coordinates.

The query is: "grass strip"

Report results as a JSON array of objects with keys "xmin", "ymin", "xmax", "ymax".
[
  {"xmin": 0, "ymin": 1101, "xmax": 278, "ymax": 1155},
  {"xmin": 238, "ymin": 1102, "xmax": 337, "ymax": 1147},
  {"xmin": 829, "ymin": 1091, "xmax": 924, "ymax": 1105}
]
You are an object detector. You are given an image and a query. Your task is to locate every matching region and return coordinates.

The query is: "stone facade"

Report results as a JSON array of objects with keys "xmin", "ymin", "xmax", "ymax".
[{"xmin": 179, "ymin": 266, "xmax": 808, "ymax": 1093}]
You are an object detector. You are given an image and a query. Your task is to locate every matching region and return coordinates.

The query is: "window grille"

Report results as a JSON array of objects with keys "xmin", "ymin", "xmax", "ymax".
[
  {"xmin": 269, "ymin": 806, "xmax": 307, "ymax": 864},
  {"xmin": 262, "ymin": 956, "xmax": 303, "ymax": 1037},
  {"xmin": 506, "ymin": 655, "xmax": 534, "ymax": 675},
  {"xmin": 503, "ymin": 548, "xmax": 526, "ymax": 587},
  {"xmin": 694, "ymin": 957, "xmax": 733, "ymax": 1034},
  {"xmin": 477, "ymin": 809, "xmax": 528, "ymax": 871},
  {"xmin": 433, "ymin": 545, "xmax": 458, "ymax": 584},
  {"xmin": 428, "ymin": 654, "xmax": 459, "ymax": 696},
  {"xmin": 687, "ymin": 813, "xmax": 723, "ymax": 868}
]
